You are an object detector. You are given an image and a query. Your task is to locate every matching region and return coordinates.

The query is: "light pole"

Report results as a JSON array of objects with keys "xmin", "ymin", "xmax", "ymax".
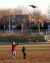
[{"xmin": 29, "ymin": 5, "xmax": 37, "ymax": 32}]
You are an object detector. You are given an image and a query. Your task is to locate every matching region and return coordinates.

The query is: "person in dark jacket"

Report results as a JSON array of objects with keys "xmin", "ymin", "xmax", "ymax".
[{"xmin": 22, "ymin": 46, "xmax": 26, "ymax": 59}]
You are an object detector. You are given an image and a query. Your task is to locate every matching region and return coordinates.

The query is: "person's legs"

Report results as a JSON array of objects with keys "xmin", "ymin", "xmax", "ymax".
[
  {"xmin": 23, "ymin": 53, "xmax": 26, "ymax": 59},
  {"xmin": 13, "ymin": 51, "xmax": 16, "ymax": 59}
]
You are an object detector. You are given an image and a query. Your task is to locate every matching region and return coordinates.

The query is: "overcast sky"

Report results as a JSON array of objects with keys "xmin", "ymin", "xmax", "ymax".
[{"xmin": 0, "ymin": 0, "xmax": 50, "ymax": 14}]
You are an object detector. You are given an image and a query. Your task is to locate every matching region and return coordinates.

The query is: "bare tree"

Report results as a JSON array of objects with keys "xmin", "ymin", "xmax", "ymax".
[{"xmin": 29, "ymin": 10, "xmax": 48, "ymax": 34}]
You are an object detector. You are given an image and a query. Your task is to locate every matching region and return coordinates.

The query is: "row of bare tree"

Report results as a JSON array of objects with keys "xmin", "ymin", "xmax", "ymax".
[
  {"xmin": 0, "ymin": 7, "xmax": 49, "ymax": 33},
  {"xmin": 0, "ymin": 7, "xmax": 48, "ymax": 21}
]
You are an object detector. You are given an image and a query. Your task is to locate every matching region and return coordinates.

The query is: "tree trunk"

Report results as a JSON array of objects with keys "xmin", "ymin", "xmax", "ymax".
[
  {"xmin": 21, "ymin": 23, "xmax": 23, "ymax": 32},
  {"xmin": 38, "ymin": 24, "xmax": 40, "ymax": 33}
]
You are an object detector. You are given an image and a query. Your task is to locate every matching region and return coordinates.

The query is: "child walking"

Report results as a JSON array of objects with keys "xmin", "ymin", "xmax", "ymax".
[{"xmin": 22, "ymin": 46, "xmax": 26, "ymax": 59}]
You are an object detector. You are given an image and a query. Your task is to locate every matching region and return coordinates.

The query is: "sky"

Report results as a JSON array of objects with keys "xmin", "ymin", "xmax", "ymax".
[{"xmin": 0, "ymin": 0, "xmax": 50, "ymax": 14}]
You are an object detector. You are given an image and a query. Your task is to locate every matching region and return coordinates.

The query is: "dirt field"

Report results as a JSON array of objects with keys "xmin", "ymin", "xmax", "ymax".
[{"xmin": 0, "ymin": 44, "xmax": 50, "ymax": 63}]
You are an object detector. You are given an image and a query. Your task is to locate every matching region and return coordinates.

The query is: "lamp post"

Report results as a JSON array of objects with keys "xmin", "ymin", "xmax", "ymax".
[
  {"xmin": 29, "ymin": 5, "xmax": 41, "ymax": 34},
  {"xmin": 29, "ymin": 5, "xmax": 37, "ymax": 32}
]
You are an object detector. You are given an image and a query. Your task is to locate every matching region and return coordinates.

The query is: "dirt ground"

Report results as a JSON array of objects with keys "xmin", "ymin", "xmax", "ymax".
[{"xmin": 0, "ymin": 44, "xmax": 50, "ymax": 63}]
